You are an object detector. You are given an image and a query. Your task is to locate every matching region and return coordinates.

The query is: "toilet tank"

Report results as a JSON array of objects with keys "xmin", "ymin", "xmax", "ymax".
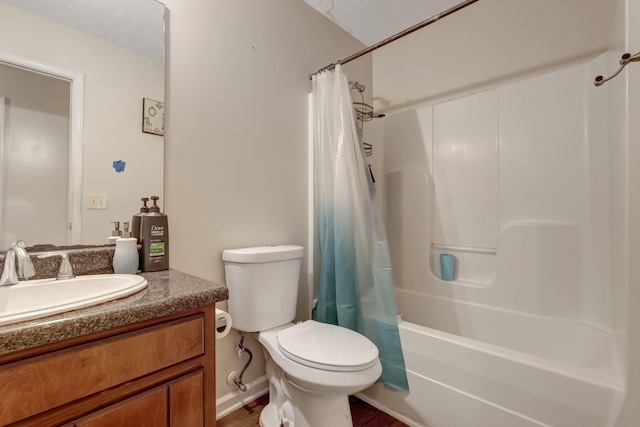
[{"xmin": 223, "ymin": 245, "xmax": 304, "ymax": 332}]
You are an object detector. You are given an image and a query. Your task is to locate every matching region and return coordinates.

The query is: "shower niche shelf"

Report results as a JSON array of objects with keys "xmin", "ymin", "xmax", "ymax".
[{"xmin": 430, "ymin": 243, "xmax": 497, "ymax": 287}]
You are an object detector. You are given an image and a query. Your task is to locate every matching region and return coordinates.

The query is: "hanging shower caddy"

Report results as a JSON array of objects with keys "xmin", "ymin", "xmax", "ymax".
[{"xmin": 349, "ymin": 81, "xmax": 384, "ymax": 157}]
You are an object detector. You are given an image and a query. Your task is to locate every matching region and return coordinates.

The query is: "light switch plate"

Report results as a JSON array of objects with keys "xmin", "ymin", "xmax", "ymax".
[{"xmin": 87, "ymin": 193, "xmax": 107, "ymax": 209}]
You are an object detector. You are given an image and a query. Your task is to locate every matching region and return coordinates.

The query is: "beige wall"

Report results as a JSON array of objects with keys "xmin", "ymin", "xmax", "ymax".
[
  {"xmin": 0, "ymin": 3, "xmax": 164, "ymax": 246},
  {"xmin": 161, "ymin": 0, "xmax": 369, "ymax": 400},
  {"xmin": 373, "ymin": 0, "xmax": 618, "ymax": 113}
]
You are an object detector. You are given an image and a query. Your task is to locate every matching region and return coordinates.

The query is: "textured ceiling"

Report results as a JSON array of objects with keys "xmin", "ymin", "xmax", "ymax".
[
  {"xmin": 2, "ymin": 0, "xmax": 469, "ymax": 61},
  {"xmin": 303, "ymin": 0, "xmax": 470, "ymax": 46},
  {"xmin": 0, "ymin": 0, "xmax": 165, "ymax": 60}
]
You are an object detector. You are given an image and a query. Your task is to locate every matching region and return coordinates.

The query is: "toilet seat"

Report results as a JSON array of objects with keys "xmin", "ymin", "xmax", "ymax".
[
  {"xmin": 259, "ymin": 323, "xmax": 382, "ymax": 394},
  {"xmin": 277, "ymin": 320, "xmax": 379, "ymax": 372}
]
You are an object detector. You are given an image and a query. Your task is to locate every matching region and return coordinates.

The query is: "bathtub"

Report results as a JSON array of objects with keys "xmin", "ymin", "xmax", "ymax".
[{"xmin": 359, "ymin": 291, "xmax": 625, "ymax": 427}]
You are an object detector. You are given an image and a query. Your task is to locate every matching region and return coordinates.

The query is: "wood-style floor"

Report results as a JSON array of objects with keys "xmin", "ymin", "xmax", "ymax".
[{"xmin": 217, "ymin": 394, "xmax": 409, "ymax": 427}]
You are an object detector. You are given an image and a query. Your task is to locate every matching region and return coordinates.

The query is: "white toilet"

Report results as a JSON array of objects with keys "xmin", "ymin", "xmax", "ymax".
[{"xmin": 223, "ymin": 245, "xmax": 382, "ymax": 427}]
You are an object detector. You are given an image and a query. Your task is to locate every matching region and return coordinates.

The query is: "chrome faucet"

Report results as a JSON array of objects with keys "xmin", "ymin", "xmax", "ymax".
[
  {"xmin": 38, "ymin": 252, "xmax": 75, "ymax": 280},
  {"xmin": 0, "ymin": 240, "xmax": 36, "ymax": 286}
]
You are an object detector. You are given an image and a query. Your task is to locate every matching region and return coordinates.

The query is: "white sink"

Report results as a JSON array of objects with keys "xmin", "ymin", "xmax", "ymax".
[{"xmin": 0, "ymin": 274, "xmax": 148, "ymax": 326}]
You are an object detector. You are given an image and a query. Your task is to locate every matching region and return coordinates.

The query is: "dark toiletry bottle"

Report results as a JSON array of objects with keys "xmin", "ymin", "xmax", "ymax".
[
  {"xmin": 140, "ymin": 196, "xmax": 169, "ymax": 272},
  {"xmin": 132, "ymin": 197, "xmax": 149, "ymax": 243}
]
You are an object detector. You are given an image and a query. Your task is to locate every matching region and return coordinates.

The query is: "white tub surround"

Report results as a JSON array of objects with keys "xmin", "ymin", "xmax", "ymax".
[{"xmin": 363, "ymin": 53, "xmax": 626, "ymax": 426}]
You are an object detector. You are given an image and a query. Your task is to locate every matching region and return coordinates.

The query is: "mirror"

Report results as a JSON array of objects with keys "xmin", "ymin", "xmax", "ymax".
[
  {"xmin": 0, "ymin": 0, "xmax": 165, "ymax": 249},
  {"xmin": 0, "ymin": 58, "xmax": 79, "ymax": 249}
]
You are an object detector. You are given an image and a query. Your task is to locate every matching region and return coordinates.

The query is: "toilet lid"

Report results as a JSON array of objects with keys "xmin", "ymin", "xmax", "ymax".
[{"xmin": 277, "ymin": 320, "xmax": 379, "ymax": 372}]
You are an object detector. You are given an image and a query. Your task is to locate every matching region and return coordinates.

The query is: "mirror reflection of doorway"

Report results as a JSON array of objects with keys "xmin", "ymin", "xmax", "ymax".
[{"xmin": 0, "ymin": 62, "xmax": 70, "ymax": 248}]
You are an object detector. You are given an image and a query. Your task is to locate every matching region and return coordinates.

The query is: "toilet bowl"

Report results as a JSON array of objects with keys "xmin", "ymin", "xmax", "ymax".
[
  {"xmin": 257, "ymin": 321, "xmax": 382, "ymax": 427},
  {"xmin": 223, "ymin": 245, "xmax": 382, "ymax": 427}
]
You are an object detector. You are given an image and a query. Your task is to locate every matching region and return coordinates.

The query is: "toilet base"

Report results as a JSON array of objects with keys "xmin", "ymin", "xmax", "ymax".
[
  {"xmin": 259, "ymin": 403, "xmax": 283, "ymax": 427},
  {"xmin": 262, "ymin": 357, "xmax": 353, "ymax": 427},
  {"xmin": 259, "ymin": 396, "xmax": 352, "ymax": 427}
]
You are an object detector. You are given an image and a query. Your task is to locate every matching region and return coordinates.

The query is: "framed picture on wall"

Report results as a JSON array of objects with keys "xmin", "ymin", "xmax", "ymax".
[{"xmin": 142, "ymin": 98, "xmax": 164, "ymax": 136}]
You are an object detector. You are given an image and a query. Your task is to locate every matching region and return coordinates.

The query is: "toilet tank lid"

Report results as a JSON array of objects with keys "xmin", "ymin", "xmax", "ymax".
[{"xmin": 222, "ymin": 245, "xmax": 304, "ymax": 263}]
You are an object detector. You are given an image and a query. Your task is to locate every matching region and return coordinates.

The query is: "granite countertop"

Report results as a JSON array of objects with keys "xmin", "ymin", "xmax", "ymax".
[{"xmin": 0, "ymin": 269, "xmax": 228, "ymax": 356}]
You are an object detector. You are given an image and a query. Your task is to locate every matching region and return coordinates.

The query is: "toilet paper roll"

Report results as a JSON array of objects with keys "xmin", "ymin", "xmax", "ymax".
[{"xmin": 215, "ymin": 308, "xmax": 232, "ymax": 339}]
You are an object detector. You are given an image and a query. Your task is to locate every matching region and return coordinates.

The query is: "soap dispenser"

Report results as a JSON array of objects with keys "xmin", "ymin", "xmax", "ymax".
[
  {"xmin": 140, "ymin": 196, "xmax": 169, "ymax": 272},
  {"xmin": 113, "ymin": 222, "xmax": 139, "ymax": 274},
  {"xmin": 132, "ymin": 197, "xmax": 149, "ymax": 243},
  {"xmin": 107, "ymin": 221, "xmax": 122, "ymax": 245}
]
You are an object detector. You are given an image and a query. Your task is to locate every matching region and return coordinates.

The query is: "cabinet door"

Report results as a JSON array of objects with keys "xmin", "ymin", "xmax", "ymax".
[
  {"xmin": 170, "ymin": 370, "xmax": 204, "ymax": 426},
  {"xmin": 74, "ymin": 387, "xmax": 168, "ymax": 427}
]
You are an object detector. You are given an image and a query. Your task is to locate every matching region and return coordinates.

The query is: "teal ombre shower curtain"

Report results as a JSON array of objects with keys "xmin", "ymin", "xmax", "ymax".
[{"xmin": 312, "ymin": 65, "xmax": 409, "ymax": 392}]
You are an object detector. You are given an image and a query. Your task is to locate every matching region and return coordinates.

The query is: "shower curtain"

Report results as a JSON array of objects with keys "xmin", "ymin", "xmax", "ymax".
[{"xmin": 312, "ymin": 65, "xmax": 409, "ymax": 392}]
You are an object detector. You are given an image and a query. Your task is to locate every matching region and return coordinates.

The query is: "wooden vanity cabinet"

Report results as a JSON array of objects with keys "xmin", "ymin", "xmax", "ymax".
[
  {"xmin": 0, "ymin": 305, "xmax": 217, "ymax": 427},
  {"xmin": 70, "ymin": 370, "xmax": 203, "ymax": 427},
  {"xmin": 71, "ymin": 386, "xmax": 169, "ymax": 427}
]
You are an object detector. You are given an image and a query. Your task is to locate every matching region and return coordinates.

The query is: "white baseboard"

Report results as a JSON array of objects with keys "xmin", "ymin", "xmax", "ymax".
[{"xmin": 216, "ymin": 376, "xmax": 269, "ymax": 420}]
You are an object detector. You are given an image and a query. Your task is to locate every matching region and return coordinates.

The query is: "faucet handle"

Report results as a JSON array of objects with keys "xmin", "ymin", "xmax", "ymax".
[
  {"xmin": 11, "ymin": 240, "xmax": 35, "ymax": 279},
  {"xmin": 12, "ymin": 239, "xmax": 27, "ymax": 248},
  {"xmin": 0, "ymin": 240, "xmax": 35, "ymax": 285},
  {"xmin": 38, "ymin": 252, "xmax": 75, "ymax": 280}
]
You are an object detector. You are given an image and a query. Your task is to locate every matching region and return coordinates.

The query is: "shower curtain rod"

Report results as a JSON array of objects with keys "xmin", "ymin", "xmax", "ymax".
[
  {"xmin": 594, "ymin": 51, "xmax": 640, "ymax": 86},
  {"xmin": 309, "ymin": 0, "xmax": 479, "ymax": 79}
]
